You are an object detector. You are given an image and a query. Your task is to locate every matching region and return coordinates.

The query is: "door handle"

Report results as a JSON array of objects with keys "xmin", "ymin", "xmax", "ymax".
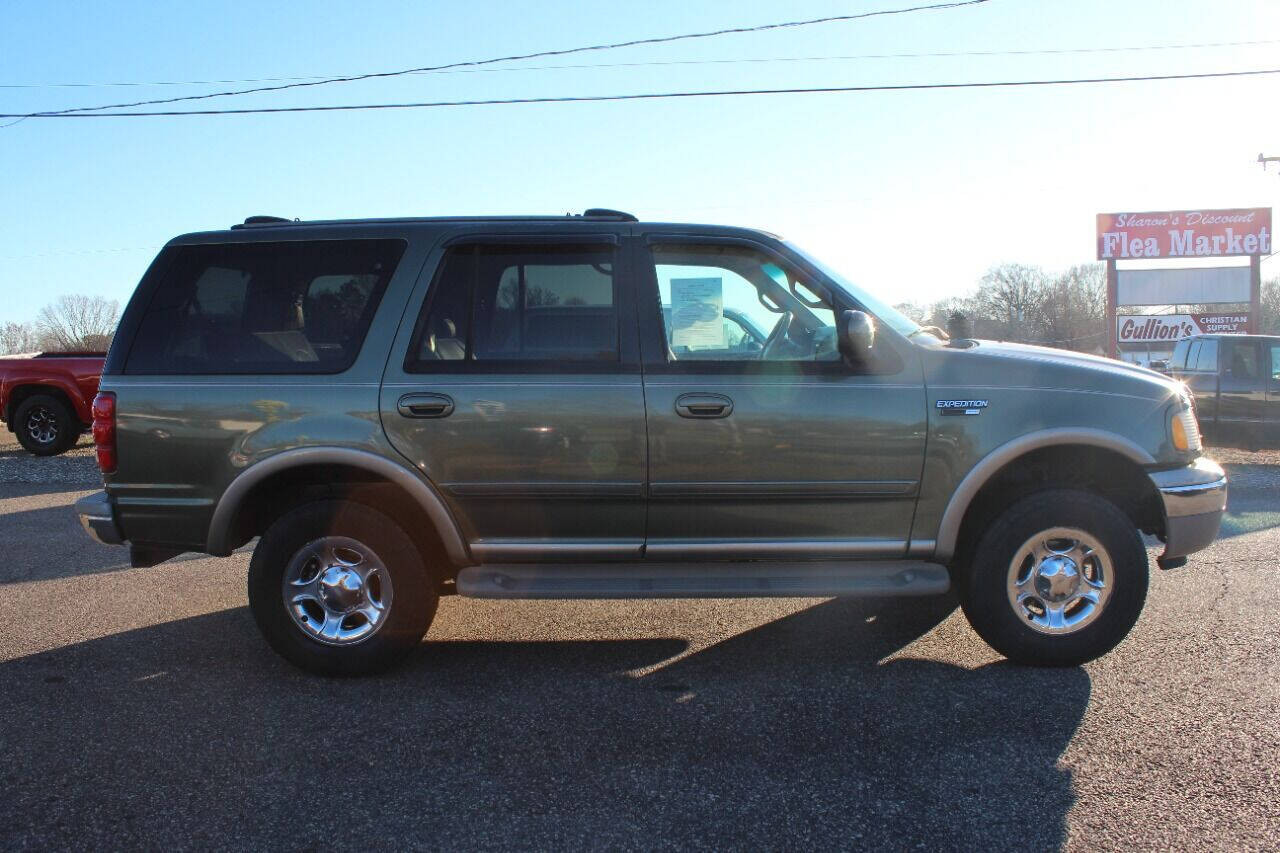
[
  {"xmin": 675, "ymin": 393, "xmax": 734, "ymax": 419},
  {"xmin": 397, "ymin": 393, "xmax": 455, "ymax": 419}
]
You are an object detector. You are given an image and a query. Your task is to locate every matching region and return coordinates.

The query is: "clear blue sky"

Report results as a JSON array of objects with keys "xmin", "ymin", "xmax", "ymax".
[{"xmin": 2, "ymin": 0, "xmax": 1278, "ymax": 323}]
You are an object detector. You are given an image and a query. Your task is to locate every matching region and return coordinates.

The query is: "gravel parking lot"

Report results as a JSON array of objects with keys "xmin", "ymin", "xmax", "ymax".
[{"xmin": 0, "ymin": 430, "xmax": 1276, "ymax": 851}]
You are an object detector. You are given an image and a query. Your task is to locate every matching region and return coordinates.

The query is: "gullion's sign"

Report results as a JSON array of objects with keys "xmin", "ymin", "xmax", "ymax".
[
  {"xmin": 1117, "ymin": 313, "xmax": 1250, "ymax": 343},
  {"xmin": 1097, "ymin": 208, "xmax": 1272, "ymax": 259}
]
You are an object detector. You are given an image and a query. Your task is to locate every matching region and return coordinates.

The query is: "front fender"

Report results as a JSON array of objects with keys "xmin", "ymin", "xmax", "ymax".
[{"xmin": 930, "ymin": 428, "xmax": 1156, "ymax": 562}]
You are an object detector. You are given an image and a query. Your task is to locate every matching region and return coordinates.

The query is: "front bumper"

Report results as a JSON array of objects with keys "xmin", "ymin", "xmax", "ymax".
[
  {"xmin": 75, "ymin": 490, "xmax": 124, "ymax": 546},
  {"xmin": 1149, "ymin": 457, "xmax": 1227, "ymax": 560}
]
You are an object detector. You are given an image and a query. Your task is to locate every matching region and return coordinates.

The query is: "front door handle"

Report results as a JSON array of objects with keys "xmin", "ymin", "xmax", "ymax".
[
  {"xmin": 675, "ymin": 393, "xmax": 734, "ymax": 419},
  {"xmin": 397, "ymin": 392, "xmax": 455, "ymax": 419}
]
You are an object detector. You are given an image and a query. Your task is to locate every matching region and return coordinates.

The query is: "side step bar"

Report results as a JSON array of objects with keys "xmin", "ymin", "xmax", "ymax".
[{"xmin": 456, "ymin": 561, "xmax": 950, "ymax": 600}]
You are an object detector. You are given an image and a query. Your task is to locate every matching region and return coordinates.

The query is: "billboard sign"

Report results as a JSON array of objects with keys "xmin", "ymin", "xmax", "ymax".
[
  {"xmin": 1117, "ymin": 313, "xmax": 1250, "ymax": 344},
  {"xmin": 1116, "ymin": 266, "xmax": 1251, "ymax": 306},
  {"xmin": 1097, "ymin": 208, "xmax": 1271, "ymax": 260}
]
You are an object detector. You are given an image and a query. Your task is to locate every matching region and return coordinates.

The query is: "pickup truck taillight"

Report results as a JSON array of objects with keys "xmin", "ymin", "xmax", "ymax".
[{"xmin": 91, "ymin": 392, "xmax": 116, "ymax": 473}]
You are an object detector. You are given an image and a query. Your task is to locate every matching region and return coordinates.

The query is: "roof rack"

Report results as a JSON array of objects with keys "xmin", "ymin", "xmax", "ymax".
[
  {"xmin": 580, "ymin": 208, "xmax": 638, "ymax": 222},
  {"xmin": 232, "ymin": 215, "xmax": 295, "ymax": 229},
  {"xmin": 227, "ymin": 210, "xmax": 638, "ymax": 229}
]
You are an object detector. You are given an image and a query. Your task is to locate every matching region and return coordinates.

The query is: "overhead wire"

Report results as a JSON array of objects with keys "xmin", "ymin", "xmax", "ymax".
[
  {"xmin": 18, "ymin": 0, "xmax": 991, "ymax": 116},
  {"xmin": 4, "ymin": 67, "xmax": 1277, "ymax": 119},
  {"xmin": 4, "ymin": 36, "xmax": 1276, "ymax": 90}
]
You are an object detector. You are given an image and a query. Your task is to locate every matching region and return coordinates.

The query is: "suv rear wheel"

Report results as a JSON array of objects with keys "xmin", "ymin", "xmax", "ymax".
[
  {"xmin": 958, "ymin": 489, "xmax": 1149, "ymax": 666},
  {"xmin": 13, "ymin": 393, "xmax": 79, "ymax": 456},
  {"xmin": 248, "ymin": 500, "xmax": 438, "ymax": 676}
]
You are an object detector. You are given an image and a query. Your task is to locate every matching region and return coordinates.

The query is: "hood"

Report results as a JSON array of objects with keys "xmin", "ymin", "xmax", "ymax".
[{"xmin": 946, "ymin": 339, "xmax": 1181, "ymax": 400}]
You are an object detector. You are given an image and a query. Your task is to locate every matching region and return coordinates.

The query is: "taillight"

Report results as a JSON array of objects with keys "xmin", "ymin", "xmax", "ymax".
[{"xmin": 91, "ymin": 392, "xmax": 116, "ymax": 473}]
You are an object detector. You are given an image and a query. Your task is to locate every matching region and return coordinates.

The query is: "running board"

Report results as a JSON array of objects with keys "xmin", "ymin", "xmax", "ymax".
[{"xmin": 456, "ymin": 561, "xmax": 950, "ymax": 599}]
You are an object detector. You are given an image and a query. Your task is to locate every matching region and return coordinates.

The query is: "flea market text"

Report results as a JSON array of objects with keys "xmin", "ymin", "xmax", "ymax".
[{"xmin": 1096, "ymin": 208, "xmax": 1272, "ymax": 260}]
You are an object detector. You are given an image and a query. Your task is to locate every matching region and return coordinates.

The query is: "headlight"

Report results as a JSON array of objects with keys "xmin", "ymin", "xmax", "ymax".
[{"xmin": 1171, "ymin": 402, "xmax": 1202, "ymax": 453}]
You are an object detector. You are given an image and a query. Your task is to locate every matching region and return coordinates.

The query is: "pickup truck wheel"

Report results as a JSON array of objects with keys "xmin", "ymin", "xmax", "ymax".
[
  {"xmin": 13, "ymin": 394, "xmax": 78, "ymax": 456},
  {"xmin": 958, "ymin": 489, "xmax": 1148, "ymax": 667},
  {"xmin": 248, "ymin": 500, "xmax": 438, "ymax": 676}
]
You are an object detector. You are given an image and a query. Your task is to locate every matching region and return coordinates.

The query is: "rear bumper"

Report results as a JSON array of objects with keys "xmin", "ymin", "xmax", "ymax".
[
  {"xmin": 75, "ymin": 490, "xmax": 124, "ymax": 546},
  {"xmin": 1149, "ymin": 457, "xmax": 1227, "ymax": 560}
]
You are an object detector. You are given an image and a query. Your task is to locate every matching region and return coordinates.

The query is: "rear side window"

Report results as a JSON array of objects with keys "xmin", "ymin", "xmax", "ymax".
[
  {"xmin": 408, "ymin": 243, "xmax": 619, "ymax": 368},
  {"xmin": 1194, "ymin": 339, "xmax": 1219, "ymax": 373},
  {"xmin": 1170, "ymin": 339, "xmax": 1190, "ymax": 370},
  {"xmin": 126, "ymin": 240, "xmax": 405, "ymax": 374},
  {"xmin": 1226, "ymin": 340, "xmax": 1259, "ymax": 379},
  {"xmin": 1184, "ymin": 340, "xmax": 1202, "ymax": 372}
]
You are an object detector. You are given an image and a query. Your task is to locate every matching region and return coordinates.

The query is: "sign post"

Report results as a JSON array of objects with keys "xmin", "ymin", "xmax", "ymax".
[
  {"xmin": 1251, "ymin": 255, "xmax": 1262, "ymax": 335},
  {"xmin": 1106, "ymin": 259, "xmax": 1118, "ymax": 359}
]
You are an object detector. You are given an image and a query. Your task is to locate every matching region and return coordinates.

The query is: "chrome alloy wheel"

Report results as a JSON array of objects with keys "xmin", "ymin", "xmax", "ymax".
[
  {"xmin": 282, "ymin": 536, "xmax": 394, "ymax": 646},
  {"xmin": 1006, "ymin": 527, "xmax": 1112, "ymax": 635},
  {"xmin": 25, "ymin": 406, "xmax": 58, "ymax": 445}
]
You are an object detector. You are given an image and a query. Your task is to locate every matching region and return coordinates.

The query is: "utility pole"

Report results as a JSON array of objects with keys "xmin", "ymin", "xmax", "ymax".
[{"xmin": 1257, "ymin": 154, "xmax": 1275, "ymax": 335}]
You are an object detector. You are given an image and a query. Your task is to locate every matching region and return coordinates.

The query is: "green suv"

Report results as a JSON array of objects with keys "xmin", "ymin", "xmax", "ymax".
[{"xmin": 75, "ymin": 210, "xmax": 1227, "ymax": 675}]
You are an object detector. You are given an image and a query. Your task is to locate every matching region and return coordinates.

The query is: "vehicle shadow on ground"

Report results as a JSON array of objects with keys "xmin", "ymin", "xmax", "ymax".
[
  {"xmin": 0, "ymin": 481, "xmax": 98, "ymax": 499},
  {"xmin": 0, "ymin": 501, "xmax": 129, "ymax": 584},
  {"xmin": 0, "ymin": 449, "xmax": 97, "ymax": 467},
  {"xmin": 0, "ymin": 596, "xmax": 1089, "ymax": 849}
]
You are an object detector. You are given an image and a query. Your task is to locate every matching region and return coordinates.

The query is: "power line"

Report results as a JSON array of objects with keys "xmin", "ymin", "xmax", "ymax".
[
  {"xmin": 26, "ymin": 0, "xmax": 991, "ymax": 116},
  {"xmin": 4, "ymin": 67, "xmax": 1277, "ymax": 119},
  {"xmin": 6, "ymin": 36, "xmax": 1276, "ymax": 90}
]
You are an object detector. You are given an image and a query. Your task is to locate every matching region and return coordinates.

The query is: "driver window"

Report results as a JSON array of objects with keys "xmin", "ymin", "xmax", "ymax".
[{"xmin": 651, "ymin": 244, "xmax": 837, "ymax": 362}]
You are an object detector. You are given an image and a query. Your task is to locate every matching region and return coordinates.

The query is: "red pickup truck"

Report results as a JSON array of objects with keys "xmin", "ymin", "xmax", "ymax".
[{"xmin": 0, "ymin": 352, "xmax": 105, "ymax": 456}]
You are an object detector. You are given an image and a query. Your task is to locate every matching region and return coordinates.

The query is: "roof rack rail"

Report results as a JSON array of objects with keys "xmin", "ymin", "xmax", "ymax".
[
  {"xmin": 233, "ymin": 215, "xmax": 295, "ymax": 229},
  {"xmin": 581, "ymin": 208, "xmax": 638, "ymax": 222}
]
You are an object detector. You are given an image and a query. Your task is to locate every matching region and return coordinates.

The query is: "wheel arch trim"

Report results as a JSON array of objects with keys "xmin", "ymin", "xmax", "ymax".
[
  {"xmin": 5, "ymin": 380, "xmax": 81, "ymax": 424},
  {"xmin": 206, "ymin": 446, "xmax": 471, "ymax": 564},
  {"xmin": 932, "ymin": 428, "xmax": 1157, "ymax": 563}
]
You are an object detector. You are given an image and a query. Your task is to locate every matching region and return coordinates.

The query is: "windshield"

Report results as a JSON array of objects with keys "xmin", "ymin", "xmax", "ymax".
[{"xmin": 785, "ymin": 241, "xmax": 924, "ymax": 338}]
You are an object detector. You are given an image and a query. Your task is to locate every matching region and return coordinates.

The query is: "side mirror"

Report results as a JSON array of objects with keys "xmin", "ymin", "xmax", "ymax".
[{"xmin": 838, "ymin": 309, "xmax": 876, "ymax": 360}]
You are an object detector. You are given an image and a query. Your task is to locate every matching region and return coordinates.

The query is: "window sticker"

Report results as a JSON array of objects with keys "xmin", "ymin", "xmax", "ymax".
[{"xmin": 670, "ymin": 277, "xmax": 725, "ymax": 349}]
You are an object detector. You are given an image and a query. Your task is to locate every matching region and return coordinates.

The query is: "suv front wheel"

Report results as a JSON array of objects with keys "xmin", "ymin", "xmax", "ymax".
[
  {"xmin": 958, "ymin": 489, "xmax": 1149, "ymax": 667},
  {"xmin": 248, "ymin": 500, "xmax": 438, "ymax": 676}
]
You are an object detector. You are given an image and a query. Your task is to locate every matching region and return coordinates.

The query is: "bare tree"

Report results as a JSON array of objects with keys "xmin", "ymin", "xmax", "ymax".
[
  {"xmin": 0, "ymin": 321, "xmax": 40, "ymax": 355},
  {"xmin": 35, "ymin": 295, "xmax": 120, "ymax": 352},
  {"xmin": 1038, "ymin": 264, "xmax": 1106, "ymax": 351},
  {"xmin": 920, "ymin": 262, "xmax": 1110, "ymax": 352},
  {"xmin": 1260, "ymin": 277, "xmax": 1280, "ymax": 334},
  {"xmin": 892, "ymin": 302, "xmax": 927, "ymax": 324},
  {"xmin": 973, "ymin": 263, "xmax": 1048, "ymax": 342},
  {"xmin": 924, "ymin": 295, "xmax": 980, "ymax": 334}
]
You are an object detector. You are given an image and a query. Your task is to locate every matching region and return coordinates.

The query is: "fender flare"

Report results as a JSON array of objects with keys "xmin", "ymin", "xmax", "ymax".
[
  {"xmin": 4, "ymin": 378, "xmax": 85, "ymax": 423},
  {"xmin": 206, "ymin": 446, "xmax": 471, "ymax": 565},
  {"xmin": 932, "ymin": 428, "xmax": 1156, "ymax": 562}
]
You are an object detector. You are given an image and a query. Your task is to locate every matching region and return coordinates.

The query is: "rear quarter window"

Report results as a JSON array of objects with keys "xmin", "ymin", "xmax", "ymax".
[{"xmin": 124, "ymin": 239, "xmax": 405, "ymax": 374}]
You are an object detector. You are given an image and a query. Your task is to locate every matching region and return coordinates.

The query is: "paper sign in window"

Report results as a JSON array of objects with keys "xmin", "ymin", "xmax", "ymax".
[{"xmin": 670, "ymin": 277, "xmax": 724, "ymax": 349}]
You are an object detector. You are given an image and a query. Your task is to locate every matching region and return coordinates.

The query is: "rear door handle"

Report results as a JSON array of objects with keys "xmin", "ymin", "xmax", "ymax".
[
  {"xmin": 675, "ymin": 393, "xmax": 734, "ymax": 419},
  {"xmin": 397, "ymin": 392, "xmax": 455, "ymax": 419}
]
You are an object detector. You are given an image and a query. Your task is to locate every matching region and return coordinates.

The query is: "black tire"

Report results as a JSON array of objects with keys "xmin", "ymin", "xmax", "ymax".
[
  {"xmin": 12, "ymin": 394, "xmax": 78, "ymax": 456},
  {"xmin": 958, "ymin": 489, "xmax": 1149, "ymax": 667},
  {"xmin": 248, "ymin": 500, "xmax": 438, "ymax": 676}
]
